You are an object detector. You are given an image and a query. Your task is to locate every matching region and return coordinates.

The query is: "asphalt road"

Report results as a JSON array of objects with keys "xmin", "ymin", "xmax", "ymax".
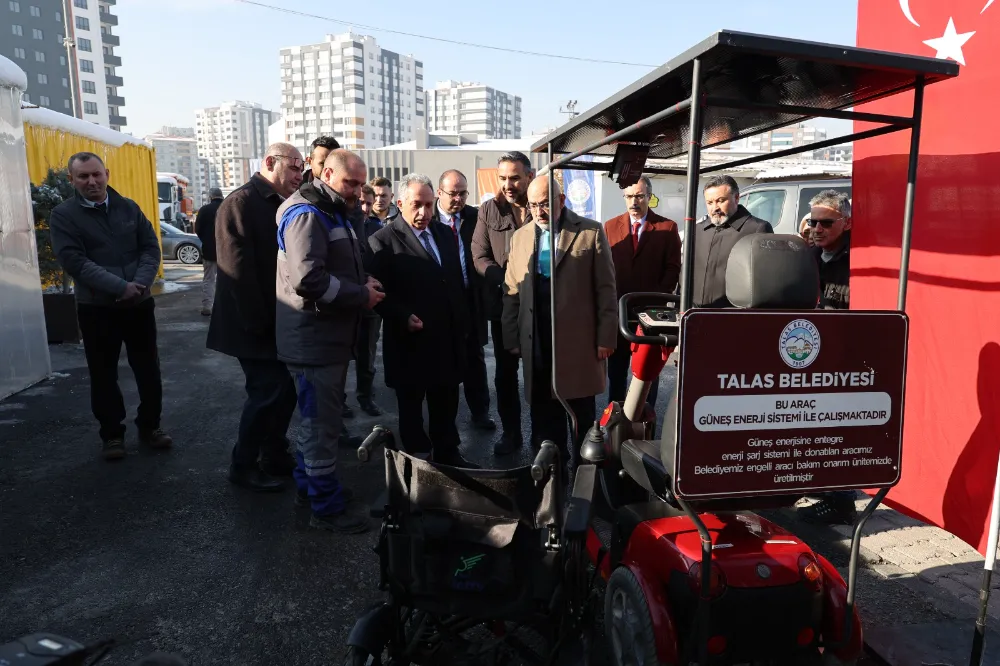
[{"xmin": 0, "ymin": 271, "xmax": 953, "ymax": 665}]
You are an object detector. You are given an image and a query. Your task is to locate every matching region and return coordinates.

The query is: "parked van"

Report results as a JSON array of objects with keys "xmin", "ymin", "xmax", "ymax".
[{"xmin": 740, "ymin": 177, "xmax": 851, "ymax": 235}]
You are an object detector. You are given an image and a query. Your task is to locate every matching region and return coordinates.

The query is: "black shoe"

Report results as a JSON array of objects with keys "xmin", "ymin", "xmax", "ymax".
[
  {"xmin": 295, "ymin": 487, "xmax": 354, "ymax": 507},
  {"xmin": 102, "ymin": 437, "xmax": 126, "ymax": 461},
  {"xmin": 358, "ymin": 398, "xmax": 382, "ymax": 416},
  {"xmin": 228, "ymin": 465, "xmax": 285, "ymax": 492},
  {"xmin": 434, "ymin": 451, "xmax": 480, "ymax": 469},
  {"xmin": 260, "ymin": 452, "xmax": 296, "ymax": 477},
  {"xmin": 139, "ymin": 428, "xmax": 173, "ymax": 449},
  {"xmin": 800, "ymin": 498, "xmax": 858, "ymax": 525},
  {"xmin": 472, "ymin": 415, "xmax": 497, "ymax": 431},
  {"xmin": 493, "ymin": 433, "xmax": 523, "ymax": 456},
  {"xmin": 309, "ymin": 511, "xmax": 369, "ymax": 534},
  {"xmin": 342, "ymin": 404, "xmax": 355, "ymax": 419}
]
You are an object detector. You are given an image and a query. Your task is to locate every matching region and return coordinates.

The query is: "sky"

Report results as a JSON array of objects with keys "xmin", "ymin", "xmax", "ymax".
[{"xmin": 117, "ymin": 0, "xmax": 859, "ymax": 141}]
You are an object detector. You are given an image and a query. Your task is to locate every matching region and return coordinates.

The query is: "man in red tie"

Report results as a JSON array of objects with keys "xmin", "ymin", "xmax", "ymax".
[
  {"xmin": 602, "ymin": 175, "xmax": 681, "ymax": 405},
  {"xmin": 433, "ymin": 170, "xmax": 494, "ymax": 432}
]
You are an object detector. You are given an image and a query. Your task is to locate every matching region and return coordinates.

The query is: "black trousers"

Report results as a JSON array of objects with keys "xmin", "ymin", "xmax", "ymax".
[
  {"xmin": 232, "ymin": 358, "xmax": 297, "ymax": 469},
  {"xmin": 530, "ymin": 386, "xmax": 596, "ymax": 469},
  {"xmin": 490, "ymin": 318, "xmax": 522, "ymax": 436},
  {"xmin": 607, "ymin": 338, "xmax": 660, "ymax": 406},
  {"xmin": 355, "ymin": 314, "xmax": 381, "ymax": 403},
  {"xmin": 395, "ymin": 385, "xmax": 460, "ymax": 458},
  {"xmin": 77, "ymin": 298, "xmax": 162, "ymax": 441},
  {"xmin": 463, "ymin": 331, "xmax": 491, "ymax": 419}
]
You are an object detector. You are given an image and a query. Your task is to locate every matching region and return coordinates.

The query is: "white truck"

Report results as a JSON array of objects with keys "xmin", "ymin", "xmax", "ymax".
[{"xmin": 156, "ymin": 172, "xmax": 193, "ymax": 232}]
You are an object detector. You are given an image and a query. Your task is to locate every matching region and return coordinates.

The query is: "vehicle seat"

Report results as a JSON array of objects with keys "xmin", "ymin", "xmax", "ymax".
[{"xmin": 623, "ymin": 235, "xmax": 819, "ymax": 510}]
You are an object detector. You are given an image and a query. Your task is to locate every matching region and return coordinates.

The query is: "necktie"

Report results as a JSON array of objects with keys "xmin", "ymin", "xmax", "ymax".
[
  {"xmin": 96, "ymin": 202, "xmax": 108, "ymax": 214},
  {"xmin": 420, "ymin": 231, "xmax": 440, "ymax": 265},
  {"xmin": 450, "ymin": 216, "xmax": 460, "ymax": 249},
  {"xmin": 632, "ymin": 220, "xmax": 641, "ymax": 252}
]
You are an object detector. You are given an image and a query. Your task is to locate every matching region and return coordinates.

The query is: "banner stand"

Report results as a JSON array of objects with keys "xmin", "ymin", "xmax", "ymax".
[{"xmin": 970, "ymin": 453, "xmax": 1000, "ymax": 666}]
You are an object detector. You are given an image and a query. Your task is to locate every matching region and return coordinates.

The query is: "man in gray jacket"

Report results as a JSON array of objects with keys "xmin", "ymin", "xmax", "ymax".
[
  {"xmin": 276, "ymin": 149, "xmax": 384, "ymax": 534},
  {"xmin": 49, "ymin": 152, "xmax": 172, "ymax": 460}
]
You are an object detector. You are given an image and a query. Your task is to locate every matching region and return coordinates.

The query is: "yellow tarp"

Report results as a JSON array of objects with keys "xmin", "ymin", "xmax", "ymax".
[{"xmin": 23, "ymin": 122, "xmax": 163, "ymax": 277}]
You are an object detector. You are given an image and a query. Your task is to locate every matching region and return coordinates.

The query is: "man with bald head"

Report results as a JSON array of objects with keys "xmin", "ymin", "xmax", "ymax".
[
  {"xmin": 276, "ymin": 148, "xmax": 384, "ymax": 534},
  {"xmin": 503, "ymin": 176, "xmax": 617, "ymax": 473},
  {"xmin": 209, "ymin": 142, "xmax": 304, "ymax": 492}
]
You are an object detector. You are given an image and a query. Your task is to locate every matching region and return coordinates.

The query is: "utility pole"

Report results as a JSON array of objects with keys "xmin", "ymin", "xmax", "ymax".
[
  {"xmin": 61, "ymin": 0, "xmax": 79, "ymax": 120},
  {"xmin": 559, "ymin": 100, "xmax": 580, "ymax": 120}
]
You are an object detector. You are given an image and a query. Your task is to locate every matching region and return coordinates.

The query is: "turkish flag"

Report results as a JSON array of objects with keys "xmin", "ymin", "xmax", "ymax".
[{"xmin": 855, "ymin": 0, "xmax": 1000, "ymax": 556}]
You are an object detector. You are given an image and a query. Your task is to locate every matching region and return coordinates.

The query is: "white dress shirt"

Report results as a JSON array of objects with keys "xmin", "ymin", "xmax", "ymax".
[{"xmin": 437, "ymin": 205, "xmax": 469, "ymax": 286}]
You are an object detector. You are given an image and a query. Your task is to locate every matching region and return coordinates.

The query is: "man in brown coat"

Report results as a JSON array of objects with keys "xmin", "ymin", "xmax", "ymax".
[
  {"xmin": 472, "ymin": 151, "xmax": 534, "ymax": 455},
  {"xmin": 502, "ymin": 176, "xmax": 617, "ymax": 468},
  {"xmin": 603, "ymin": 175, "xmax": 681, "ymax": 405}
]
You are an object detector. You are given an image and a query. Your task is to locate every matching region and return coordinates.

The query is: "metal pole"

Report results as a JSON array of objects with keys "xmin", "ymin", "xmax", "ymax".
[
  {"xmin": 547, "ymin": 144, "xmax": 578, "ymax": 449},
  {"xmin": 60, "ymin": 0, "xmax": 78, "ymax": 295},
  {"xmin": 969, "ymin": 452, "xmax": 1000, "ymax": 666},
  {"xmin": 897, "ymin": 77, "xmax": 924, "ymax": 311},
  {"xmin": 679, "ymin": 58, "xmax": 704, "ymax": 314}
]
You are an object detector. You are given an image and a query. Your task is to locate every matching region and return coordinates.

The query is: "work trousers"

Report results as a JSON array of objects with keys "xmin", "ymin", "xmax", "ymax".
[
  {"xmin": 490, "ymin": 318, "xmax": 522, "ymax": 436},
  {"xmin": 201, "ymin": 260, "xmax": 217, "ymax": 310},
  {"xmin": 608, "ymin": 338, "xmax": 660, "ymax": 407},
  {"xmin": 232, "ymin": 358, "xmax": 297, "ymax": 470},
  {"xmin": 463, "ymin": 329, "xmax": 491, "ymax": 420},
  {"xmin": 288, "ymin": 362, "xmax": 351, "ymax": 516},
  {"xmin": 355, "ymin": 314, "xmax": 381, "ymax": 403},
  {"xmin": 395, "ymin": 385, "xmax": 461, "ymax": 460},
  {"xmin": 77, "ymin": 298, "xmax": 162, "ymax": 442}
]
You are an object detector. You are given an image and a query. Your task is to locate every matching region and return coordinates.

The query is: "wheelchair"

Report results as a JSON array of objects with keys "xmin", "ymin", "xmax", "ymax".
[{"xmin": 345, "ymin": 430, "xmax": 599, "ymax": 666}]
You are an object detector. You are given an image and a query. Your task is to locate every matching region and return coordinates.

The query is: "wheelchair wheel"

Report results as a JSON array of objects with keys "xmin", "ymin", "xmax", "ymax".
[{"xmin": 604, "ymin": 567, "xmax": 660, "ymax": 666}]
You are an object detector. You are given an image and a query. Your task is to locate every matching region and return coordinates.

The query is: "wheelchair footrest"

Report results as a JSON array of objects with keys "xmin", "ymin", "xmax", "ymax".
[
  {"xmin": 564, "ymin": 464, "xmax": 596, "ymax": 537},
  {"xmin": 591, "ymin": 516, "xmax": 613, "ymax": 551}
]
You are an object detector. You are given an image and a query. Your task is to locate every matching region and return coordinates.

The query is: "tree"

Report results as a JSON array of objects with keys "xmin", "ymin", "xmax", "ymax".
[{"xmin": 30, "ymin": 169, "xmax": 74, "ymax": 290}]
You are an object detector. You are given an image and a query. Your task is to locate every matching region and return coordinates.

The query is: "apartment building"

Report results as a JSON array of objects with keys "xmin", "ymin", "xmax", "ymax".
[
  {"xmin": 426, "ymin": 81, "xmax": 521, "ymax": 139},
  {"xmin": 1, "ymin": 0, "xmax": 125, "ymax": 128},
  {"xmin": 736, "ymin": 123, "xmax": 828, "ymax": 153},
  {"xmin": 195, "ymin": 100, "xmax": 277, "ymax": 191},
  {"xmin": 279, "ymin": 32, "xmax": 423, "ymax": 153},
  {"xmin": 145, "ymin": 126, "xmax": 205, "ymax": 206}
]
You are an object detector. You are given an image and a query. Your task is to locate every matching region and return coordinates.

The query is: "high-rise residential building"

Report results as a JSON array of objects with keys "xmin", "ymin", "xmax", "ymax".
[
  {"xmin": 733, "ymin": 123, "xmax": 828, "ymax": 153},
  {"xmin": 195, "ymin": 100, "xmax": 278, "ymax": 191},
  {"xmin": 279, "ymin": 32, "xmax": 423, "ymax": 153},
  {"xmin": 1, "ymin": 0, "xmax": 125, "ymax": 129},
  {"xmin": 145, "ymin": 126, "xmax": 204, "ymax": 206},
  {"xmin": 426, "ymin": 81, "xmax": 521, "ymax": 139}
]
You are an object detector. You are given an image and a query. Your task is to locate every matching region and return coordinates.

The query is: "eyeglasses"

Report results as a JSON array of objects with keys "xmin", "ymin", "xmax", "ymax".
[
  {"xmin": 806, "ymin": 216, "xmax": 845, "ymax": 229},
  {"xmin": 272, "ymin": 154, "xmax": 304, "ymax": 171},
  {"xmin": 624, "ymin": 193, "xmax": 648, "ymax": 201},
  {"xmin": 441, "ymin": 189, "xmax": 469, "ymax": 199},
  {"xmin": 526, "ymin": 201, "xmax": 550, "ymax": 212}
]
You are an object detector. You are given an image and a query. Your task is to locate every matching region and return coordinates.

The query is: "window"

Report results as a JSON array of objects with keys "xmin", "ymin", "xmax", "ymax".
[
  {"xmin": 29, "ymin": 4, "xmax": 38, "ymax": 15},
  {"xmin": 59, "ymin": 55, "xmax": 65, "ymax": 65},
  {"xmin": 743, "ymin": 190, "xmax": 786, "ymax": 229},
  {"xmin": 82, "ymin": 80, "xmax": 95, "ymax": 93},
  {"xmin": 80, "ymin": 58, "xmax": 93, "ymax": 72},
  {"xmin": 39, "ymin": 95, "xmax": 49, "ymax": 105},
  {"xmin": 8, "ymin": 1, "xmax": 19, "ymax": 11},
  {"xmin": 34, "ymin": 50, "xmax": 43, "ymax": 61},
  {"xmin": 78, "ymin": 37, "xmax": 91, "ymax": 51},
  {"xmin": 61, "ymin": 77, "xmax": 67, "ymax": 87},
  {"xmin": 55, "ymin": 10, "xmax": 60, "ymax": 20},
  {"xmin": 75, "ymin": 16, "xmax": 89, "ymax": 30},
  {"xmin": 32, "ymin": 28, "xmax": 41, "ymax": 39},
  {"xmin": 83, "ymin": 101, "xmax": 97, "ymax": 114},
  {"xmin": 13, "ymin": 47, "xmax": 24, "ymax": 58},
  {"xmin": 36, "ymin": 73, "xmax": 46, "ymax": 83},
  {"xmin": 63, "ymin": 99, "xmax": 70, "ymax": 109},
  {"xmin": 11, "ymin": 24, "xmax": 22, "ymax": 36},
  {"xmin": 73, "ymin": 0, "xmax": 86, "ymax": 7}
]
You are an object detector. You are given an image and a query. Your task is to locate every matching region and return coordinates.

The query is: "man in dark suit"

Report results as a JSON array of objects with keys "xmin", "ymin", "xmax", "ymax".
[
  {"xmin": 207, "ymin": 143, "xmax": 304, "ymax": 491},
  {"xmin": 195, "ymin": 188, "xmax": 224, "ymax": 316},
  {"xmin": 603, "ymin": 175, "xmax": 681, "ymax": 405},
  {"xmin": 368, "ymin": 173, "xmax": 474, "ymax": 468},
  {"xmin": 349, "ymin": 183, "xmax": 386, "ymax": 417},
  {"xmin": 432, "ymin": 169, "xmax": 494, "ymax": 432}
]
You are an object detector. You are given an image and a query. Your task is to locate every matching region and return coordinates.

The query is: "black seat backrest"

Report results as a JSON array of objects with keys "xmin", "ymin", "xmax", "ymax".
[{"xmin": 659, "ymin": 234, "xmax": 819, "ymax": 508}]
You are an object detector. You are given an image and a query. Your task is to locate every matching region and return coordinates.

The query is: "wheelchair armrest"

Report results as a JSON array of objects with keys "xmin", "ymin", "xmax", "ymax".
[{"xmin": 563, "ymin": 464, "xmax": 596, "ymax": 538}]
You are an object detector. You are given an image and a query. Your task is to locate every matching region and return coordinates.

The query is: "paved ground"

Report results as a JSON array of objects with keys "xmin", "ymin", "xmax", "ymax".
[{"xmin": 0, "ymin": 263, "xmax": 994, "ymax": 665}]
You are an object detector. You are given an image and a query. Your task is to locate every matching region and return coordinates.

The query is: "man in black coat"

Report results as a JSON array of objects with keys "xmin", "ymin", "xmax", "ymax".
[
  {"xmin": 693, "ymin": 175, "xmax": 773, "ymax": 308},
  {"xmin": 195, "ymin": 187, "xmax": 223, "ymax": 316},
  {"xmin": 206, "ymin": 143, "xmax": 304, "ymax": 491},
  {"xmin": 347, "ymin": 183, "xmax": 386, "ymax": 417},
  {"xmin": 431, "ymin": 169, "xmax": 494, "ymax": 431},
  {"xmin": 368, "ymin": 173, "xmax": 474, "ymax": 468}
]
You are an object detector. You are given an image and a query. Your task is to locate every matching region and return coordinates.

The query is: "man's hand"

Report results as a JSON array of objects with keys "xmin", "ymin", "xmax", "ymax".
[
  {"xmin": 118, "ymin": 282, "xmax": 144, "ymax": 303},
  {"xmin": 509, "ymin": 347, "xmax": 520, "ymax": 357},
  {"xmin": 365, "ymin": 276, "xmax": 383, "ymax": 291},
  {"xmin": 407, "ymin": 314, "xmax": 423, "ymax": 332},
  {"xmin": 365, "ymin": 285, "xmax": 385, "ymax": 309},
  {"xmin": 597, "ymin": 346, "xmax": 614, "ymax": 360}
]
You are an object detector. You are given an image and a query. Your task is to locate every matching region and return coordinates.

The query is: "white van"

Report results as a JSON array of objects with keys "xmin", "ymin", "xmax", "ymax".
[{"xmin": 740, "ymin": 177, "xmax": 851, "ymax": 235}]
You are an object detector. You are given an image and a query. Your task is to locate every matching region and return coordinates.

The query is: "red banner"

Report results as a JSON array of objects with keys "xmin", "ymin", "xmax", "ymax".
[{"xmin": 854, "ymin": 0, "xmax": 1000, "ymax": 555}]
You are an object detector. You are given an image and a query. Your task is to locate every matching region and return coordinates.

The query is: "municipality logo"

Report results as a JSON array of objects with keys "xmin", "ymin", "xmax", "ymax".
[{"xmin": 779, "ymin": 319, "xmax": 821, "ymax": 369}]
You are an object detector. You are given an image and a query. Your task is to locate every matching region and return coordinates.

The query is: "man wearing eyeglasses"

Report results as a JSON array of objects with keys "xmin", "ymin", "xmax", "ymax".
[
  {"xmin": 806, "ymin": 190, "xmax": 852, "ymax": 311},
  {"xmin": 603, "ymin": 175, "xmax": 681, "ymax": 406},
  {"xmin": 208, "ymin": 143, "xmax": 303, "ymax": 492},
  {"xmin": 432, "ymin": 169, "xmax": 494, "ymax": 434}
]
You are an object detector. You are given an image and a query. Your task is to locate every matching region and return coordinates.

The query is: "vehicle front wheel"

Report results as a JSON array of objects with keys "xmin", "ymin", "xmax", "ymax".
[
  {"xmin": 176, "ymin": 243, "xmax": 201, "ymax": 264},
  {"xmin": 605, "ymin": 566, "xmax": 661, "ymax": 666}
]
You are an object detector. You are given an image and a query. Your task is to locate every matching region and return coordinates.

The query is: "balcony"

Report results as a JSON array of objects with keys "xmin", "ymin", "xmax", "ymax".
[
  {"xmin": 107, "ymin": 94, "xmax": 125, "ymax": 106},
  {"xmin": 106, "ymin": 74, "xmax": 123, "ymax": 86},
  {"xmin": 101, "ymin": 33, "xmax": 120, "ymax": 46},
  {"xmin": 99, "ymin": 11, "xmax": 118, "ymax": 25},
  {"xmin": 104, "ymin": 53, "xmax": 121, "ymax": 66},
  {"xmin": 109, "ymin": 114, "xmax": 126, "ymax": 126}
]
